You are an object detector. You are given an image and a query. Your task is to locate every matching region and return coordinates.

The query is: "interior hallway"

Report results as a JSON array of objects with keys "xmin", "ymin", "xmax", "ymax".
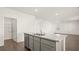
[{"xmin": 0, "ymin": 39, "xmax": 29, "ymax": 51}]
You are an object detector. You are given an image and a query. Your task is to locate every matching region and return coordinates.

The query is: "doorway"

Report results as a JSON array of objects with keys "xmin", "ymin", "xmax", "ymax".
[{"xmin": 4, "ymin": 17, "xmax": 17, "ymax": 43}]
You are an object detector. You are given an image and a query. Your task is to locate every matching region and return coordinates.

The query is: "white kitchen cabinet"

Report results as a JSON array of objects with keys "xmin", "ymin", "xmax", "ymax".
[
  {"xmin": 33, "ymin": 37, "xmax": 40, "ymax": 51},
  {"xmin": 29, "ymin": 35, "xmax": 34, "ymax": 50}
]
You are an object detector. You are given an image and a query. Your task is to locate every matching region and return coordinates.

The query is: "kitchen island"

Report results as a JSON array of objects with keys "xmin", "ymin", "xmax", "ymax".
[{"xmin": 24, "ymin": 33, "xmax": 67, "ymax": 51}]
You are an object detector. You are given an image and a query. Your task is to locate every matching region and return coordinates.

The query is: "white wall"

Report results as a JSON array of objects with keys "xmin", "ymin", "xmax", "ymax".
[
  {"xmin": 39, "ymin": 19, "xmax": 79, "ymax": 35},
  {"xmin": 0, "ymin": 16, "xmax": 4, "ymax": 46},
  {"xmin": 12, "ymin": 18, "xmax": 17, "ymax": 42},
  {"xmin": 56, "ymin": 21, "xmax": 79, "ymax": 35},
  {"xmin": 0, "ymin": 8, "xmax": 36, "ymax": 44},
  {"xmin": 33, "ymin": 19, "xmax": 57, "ymax": 34}
]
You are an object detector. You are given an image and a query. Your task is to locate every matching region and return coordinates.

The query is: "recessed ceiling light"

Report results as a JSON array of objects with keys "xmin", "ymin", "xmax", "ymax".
[
  {"xmin": 56, "ymin": 13, "xmax": 59, "ymax": 16},
  {"xmin": 34, "ymin": 8, "xmax": 38, "ymax": 12}
]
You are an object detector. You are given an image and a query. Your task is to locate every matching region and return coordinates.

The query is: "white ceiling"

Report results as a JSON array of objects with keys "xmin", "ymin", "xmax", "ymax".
[{"xmin": 8, "ymin": 7, "xmax": 79, "ymax": 22}]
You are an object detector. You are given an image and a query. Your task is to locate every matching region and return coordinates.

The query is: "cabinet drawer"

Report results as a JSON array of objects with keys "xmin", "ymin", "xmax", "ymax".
[
  {"xmin": 41, "ymin": 43, "xmax": 56, "ymax": 51},
  {"xmin": 41, "ymin": 39, "xmax": 56, "ymax": 47}
]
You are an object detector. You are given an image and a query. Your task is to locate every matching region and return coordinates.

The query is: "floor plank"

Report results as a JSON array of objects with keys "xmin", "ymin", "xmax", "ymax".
[{"xmin": 0, "ymin": 39, "xmax": 29, "ymax": 51}]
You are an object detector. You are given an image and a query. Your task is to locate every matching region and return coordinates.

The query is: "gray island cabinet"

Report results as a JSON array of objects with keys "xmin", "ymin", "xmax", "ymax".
[
  {"xmin": 41, "ymin": 39, "xmax": 56, "ymax": 51},
  {"xmin": 24, "ymin": 34, "xmax": 29, "ymax": 49},
  {"xmin": 28, "ymin": 35, "xmax": 34, "ymax": 50},
  {"xmin": 24, "ymin": 33, "xmax": 56, "ymax": 51},
  {"xmin": 33, "ymin": 37, "xmax": 40, "ymax": 51}
]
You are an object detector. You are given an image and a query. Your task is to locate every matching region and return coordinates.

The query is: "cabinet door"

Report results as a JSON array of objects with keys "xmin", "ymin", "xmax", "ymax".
[
  {"xmin": 41, "ymin": 39, "xmax": 56, "ymax": 51},
  {"xmin": 24, "ymin": 34, "xmax": 29, "ymax": 48},
  {"xmin": 34, "ymin": 37, "xmax": 40, "ymax": 51},
  {"xmin": 29, "ymin": 35, "xmax": 34, "ymax": 50}
]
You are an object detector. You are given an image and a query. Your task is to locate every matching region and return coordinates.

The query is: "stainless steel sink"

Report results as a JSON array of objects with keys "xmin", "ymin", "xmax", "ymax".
[{"xmin": 34, "ymin": 33, "xmax": 45, "ymax": 36}]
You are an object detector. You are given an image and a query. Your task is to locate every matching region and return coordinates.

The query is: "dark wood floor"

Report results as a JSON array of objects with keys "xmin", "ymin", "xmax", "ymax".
[{"xmin": 0, "ymin": 39, "xmax": 29, "ymax": 51}]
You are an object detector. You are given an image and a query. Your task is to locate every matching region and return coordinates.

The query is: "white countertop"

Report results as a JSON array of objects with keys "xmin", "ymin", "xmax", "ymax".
[
  {"xmin": 25, "ymin": 33, "xmax": 68, "ymax": 42},
  {"xmin": 34, "ymin": 34, "xmax": 59, "ymax": 42}
]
